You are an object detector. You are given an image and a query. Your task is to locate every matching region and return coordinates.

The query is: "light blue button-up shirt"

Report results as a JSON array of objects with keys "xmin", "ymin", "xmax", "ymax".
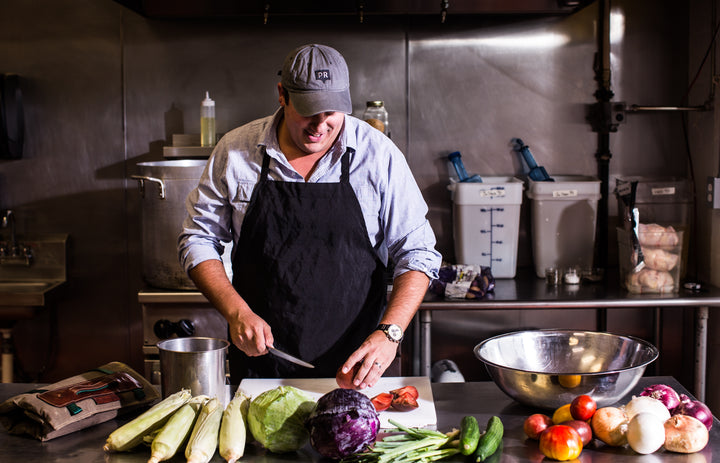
[{"xmin": 178, "ymin": 108, "xmax": 441, "ymax": 281}]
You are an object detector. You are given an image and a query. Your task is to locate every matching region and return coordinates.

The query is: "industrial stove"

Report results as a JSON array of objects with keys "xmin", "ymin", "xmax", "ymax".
[{"xmin": 139, "ymin": 289, "xmax": 228, "ymax": 385}]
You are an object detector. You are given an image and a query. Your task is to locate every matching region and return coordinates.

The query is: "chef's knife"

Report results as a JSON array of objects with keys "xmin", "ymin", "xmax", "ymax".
[{"xmin": 267, "ymin": 346, "xmax": 315, "ymax": 368}]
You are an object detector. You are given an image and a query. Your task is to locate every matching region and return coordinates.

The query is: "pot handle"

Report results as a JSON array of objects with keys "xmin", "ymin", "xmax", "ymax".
[{"xmin": 131, "ymin": 175, "xmax": 166, "ymax": 199}]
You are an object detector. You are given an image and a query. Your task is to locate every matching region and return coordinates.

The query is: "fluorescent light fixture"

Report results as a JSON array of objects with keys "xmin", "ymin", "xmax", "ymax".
[{"xmin": 418, "ymin": 31, "xmax": 570, "ymax": 50}]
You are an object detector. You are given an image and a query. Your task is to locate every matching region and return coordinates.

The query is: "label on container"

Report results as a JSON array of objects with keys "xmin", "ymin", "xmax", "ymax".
[
  {"xmin": 616, "ymin": 182, "xmax": 633, "ymax": 196},
  {"xmin": 479, "ymin": 188, "xmax": 506, "ymax": 198},
  {"xmin": 651, "ymin": 187, "xmax": 676, "ymax": 196},
  {"xmin": 552, "ymin": 189, "xmax": 578, "ymax": 198}
]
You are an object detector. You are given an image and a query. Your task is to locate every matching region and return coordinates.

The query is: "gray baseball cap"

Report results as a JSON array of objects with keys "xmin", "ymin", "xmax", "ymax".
[{"xmin": 280, "ymin": 44, "xmax": 352, "ymax": 117}]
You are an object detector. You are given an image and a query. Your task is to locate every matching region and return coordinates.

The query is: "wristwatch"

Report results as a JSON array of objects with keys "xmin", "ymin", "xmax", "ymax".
[{"xmin": 377, "ymin": 323, "xmax": 403, "ymax": 343}]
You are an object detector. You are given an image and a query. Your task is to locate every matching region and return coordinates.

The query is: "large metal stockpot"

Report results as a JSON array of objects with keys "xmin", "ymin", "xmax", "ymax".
[{"xmin": 132, "ymin": 160, "xmax": 225, "ymax": 290}]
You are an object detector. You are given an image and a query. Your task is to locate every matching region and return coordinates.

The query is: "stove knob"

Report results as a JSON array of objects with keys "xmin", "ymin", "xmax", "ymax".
[
  {"xmin": 176, "ymin": 319, "xmax": 195, "ymax": 337},
  {"xmin": 153, "ymin": 319, "xmax": 175, "ymax": 339}
]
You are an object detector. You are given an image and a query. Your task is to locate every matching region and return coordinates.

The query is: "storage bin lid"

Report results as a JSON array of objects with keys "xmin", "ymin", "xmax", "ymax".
[
  {"xmin": 449, "ymin": 177, "xmax": 524, "ymax": 205},
  {"xmin": 526, "ymin": 175, "xmax": 601, "ymax": 200},
  {"xmin": 615, "ymin": 176, "xmax": 692, "ymax": 204}
]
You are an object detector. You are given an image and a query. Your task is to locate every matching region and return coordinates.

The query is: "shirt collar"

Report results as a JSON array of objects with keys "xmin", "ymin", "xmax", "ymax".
[{"xmin": 259, "ymin": 108, "xmax": 357, "ymax": 163}]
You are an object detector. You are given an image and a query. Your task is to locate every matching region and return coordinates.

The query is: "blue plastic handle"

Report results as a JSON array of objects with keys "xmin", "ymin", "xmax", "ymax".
[
  {"xmin": 511, "ymin": 138, "xmax": 553, "ymax": 182},
  {"xmin": 448, "ymin": 151, "xmax": 482, "ymax": 183}
]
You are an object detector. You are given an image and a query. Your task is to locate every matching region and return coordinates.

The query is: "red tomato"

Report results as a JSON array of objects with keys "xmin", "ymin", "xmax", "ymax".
[
  {"xmin": 570, "ymin": 395, "xmax": 597, "ymax": 421},
  {"xmin": 390, "ymin": 385, "xmax": 419, "ymax": 399},
  {"xmin": 562, "ymin": 420, "xmax": 593, "ymax": 446},
  {"xmin": 389, "ymin": 385, "xmax": 419, "ymax": 411},
  {"xmin": 539, "ymin": 425, "xmax": 583, "ymax": 461},
  {"xmin": 391, "ymin": 391, "xmax": 419, "ymax": 411},
  {"xmin": 370, "ymin": 392, "xmax": 393, "ymax": 411},
  {"xmin": 335, "ymin": 363, "xmax": 360, "ymax": 389},
  {"xmin": 524, "ymin": 413, "xmax": 553, "ymax": 440}
]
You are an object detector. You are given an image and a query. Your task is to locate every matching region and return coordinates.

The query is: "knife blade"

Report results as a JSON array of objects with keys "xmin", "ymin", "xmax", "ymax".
[{"xmin": 267, "ymin": 346, "xmax": 315, "ymax": 369}]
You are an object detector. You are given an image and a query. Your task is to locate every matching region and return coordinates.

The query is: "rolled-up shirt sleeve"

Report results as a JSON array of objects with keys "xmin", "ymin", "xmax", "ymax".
[
  {"xmin": 178, "ymin": 114, "xmax": 275, "ymax": 275},
  {"xmin": 378, "ymin": 143, "xmax": 441, "ymax": 281},
  {"xmin": 178, "ymin": 144, "xmax": 233, "ymax": 273},
  {"xmin": 347, "ymin": 121, "xmax": 442, "ymax": 281}
]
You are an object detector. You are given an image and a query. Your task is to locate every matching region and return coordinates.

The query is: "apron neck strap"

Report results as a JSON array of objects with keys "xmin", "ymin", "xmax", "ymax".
[
  {"xmin": 340, "ymin": 148, "xmax": 354, "ymax": 184},
  {"xmin": 260, "ymin": 147, "xmax": 355, "ymax": 183},
  {"xmin": 260, "ymin": 147, "xmax": 271, "ymax": 182}
]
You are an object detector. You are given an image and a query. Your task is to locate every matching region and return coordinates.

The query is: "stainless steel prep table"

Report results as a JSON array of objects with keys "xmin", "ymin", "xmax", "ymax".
[
  {"xmin": 419, "ymin": 268, "xmax": 720, "ymax": 402},
  {"xmin": 0, "ymin": 376, "xmax": 717, "ymax": 462}
]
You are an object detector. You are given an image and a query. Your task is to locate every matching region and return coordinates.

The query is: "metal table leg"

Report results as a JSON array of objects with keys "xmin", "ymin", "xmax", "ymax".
[
  {"xmin": 420, "ymin": 310, "xmax": 432, "ymax": 377},
  {"xmin": 695, "ymin": 306, "xmax": 708, "ymax": 402}
]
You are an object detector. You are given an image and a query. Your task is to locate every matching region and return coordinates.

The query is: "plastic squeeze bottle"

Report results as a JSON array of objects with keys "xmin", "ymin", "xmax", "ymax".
[{"xmin": 201, "ymin": 91, "xmax": 216, "ymax": 147}]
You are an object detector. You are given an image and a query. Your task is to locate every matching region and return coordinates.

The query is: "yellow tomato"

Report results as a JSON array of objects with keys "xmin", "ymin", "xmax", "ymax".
[
  {"xmin": 558, "ymin": 374, "xmax": 582, "ymax": 388},
  {"xmin": 552, "ymin": 403, "xmax": 573, "ymax": 424}
]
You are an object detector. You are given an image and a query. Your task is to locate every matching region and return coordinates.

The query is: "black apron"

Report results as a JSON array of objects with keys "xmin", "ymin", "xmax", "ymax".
[{"xmin": 229, "ymin": 148, "xmax": 387, "ymax": 380}]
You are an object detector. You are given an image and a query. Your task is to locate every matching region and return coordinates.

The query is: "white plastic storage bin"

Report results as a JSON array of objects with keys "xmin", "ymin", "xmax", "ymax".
[
  {"xmin": 449, "ymin": 177, "xmax": 524, "ymax": 278},
  {"xmin": 526, "ymin": 176, "xmax": 601, "ymax": 278}
]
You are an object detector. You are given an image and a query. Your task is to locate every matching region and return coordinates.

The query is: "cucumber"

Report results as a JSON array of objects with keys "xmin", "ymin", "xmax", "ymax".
[
  {"xmin": 459, "ymin": 415, "xmax": 481, "ymax": 455},
  {"xmin": 474, "ymin": 416, "xmax": 504, "ymax": 462}
]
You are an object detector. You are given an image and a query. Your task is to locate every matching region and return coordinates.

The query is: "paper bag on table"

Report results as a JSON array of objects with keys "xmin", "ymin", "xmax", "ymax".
[{"xmin": 0, "ymin": 361, "xmax": 159, "ymax": 441}]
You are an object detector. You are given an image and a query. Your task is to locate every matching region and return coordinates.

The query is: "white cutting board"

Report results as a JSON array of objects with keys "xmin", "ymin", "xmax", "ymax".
[{"xmin": 238, "ymin": 376, "xmax": 437, "ymax": 429}]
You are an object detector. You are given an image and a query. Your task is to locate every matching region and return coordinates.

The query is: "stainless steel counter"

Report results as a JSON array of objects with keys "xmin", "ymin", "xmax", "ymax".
[{"xmin": 0, "ymin": 376, "xmax": 717, "ymax": 462}]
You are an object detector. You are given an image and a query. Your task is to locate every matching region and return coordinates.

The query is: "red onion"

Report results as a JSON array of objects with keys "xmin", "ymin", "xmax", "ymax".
[
  {"xmin": 672, "ymin": 394, "xmax": 713, "ymax": 431},
  {"xmin": 639, "ymin": 384, "xmax": 681, "ymax": 411}
]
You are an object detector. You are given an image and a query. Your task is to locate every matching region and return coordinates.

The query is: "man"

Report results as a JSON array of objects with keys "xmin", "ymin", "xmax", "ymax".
[{"xmin": 178, "ymin": 44, "xmax": 440, "ymax": 389}]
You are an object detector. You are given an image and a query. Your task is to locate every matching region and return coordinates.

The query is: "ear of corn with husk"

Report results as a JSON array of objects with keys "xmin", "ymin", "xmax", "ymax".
[
  {"xmin": 219, "ymin": 389, "xmax": 251, "ymax": 463},
  {"xmin": 146, "ymin": 395, "xmax": 208, "ymax": 463},
  {"xmin": 185, "ymin": 397, "xmax": 224, "ymax": 463},
  {"xmin": 104, "ymin": 389, "xmax": 192, "ymax": 452}
]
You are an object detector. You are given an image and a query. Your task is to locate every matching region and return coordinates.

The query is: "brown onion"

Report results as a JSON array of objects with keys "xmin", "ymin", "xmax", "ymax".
[
  {"xmin": 591, "ymin": 406, "xmax": 628, "ymax": 447},
  {"xmin": 664, "ymin": 414, "xmax": 709, "ymax": 453}
]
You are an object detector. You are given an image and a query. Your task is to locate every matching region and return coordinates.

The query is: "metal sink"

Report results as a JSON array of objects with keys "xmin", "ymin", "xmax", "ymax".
[
  {"xmin": 0, "ymin": 234, "xmax": 68, "ymax": 312},
  {"xmin": 0, "ymin": 281, "xmax": 54, "ymax": 290},
  {"xmin": 0, "ymin": 280, "xmax": 65, "ymax": 315}
]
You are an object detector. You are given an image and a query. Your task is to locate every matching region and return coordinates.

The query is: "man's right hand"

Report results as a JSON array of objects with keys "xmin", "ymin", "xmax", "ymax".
[
  {"xmin": 227, "ymin": 309, "xmax": 273, "ymax": 356},
  {"xmin": 188, "ymin": 259, "xmax": 273, "ymax": 356}
]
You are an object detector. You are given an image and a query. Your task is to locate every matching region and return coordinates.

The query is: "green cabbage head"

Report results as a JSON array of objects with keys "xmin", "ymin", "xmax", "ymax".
[{"xmin": 247, "ymin": 385, "xmax": 317, "ymax": 453}]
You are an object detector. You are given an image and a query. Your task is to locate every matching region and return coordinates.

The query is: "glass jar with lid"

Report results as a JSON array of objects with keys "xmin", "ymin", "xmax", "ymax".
[{"xmin": 362, "ymin": 100, "xmax": 390, "ymax": 137}]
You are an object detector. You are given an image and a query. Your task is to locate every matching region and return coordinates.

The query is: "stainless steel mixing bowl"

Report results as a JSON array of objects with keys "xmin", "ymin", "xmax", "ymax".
[{"xmin": 474, "ymin": 329, "xmax": 659, "ymax": 409}]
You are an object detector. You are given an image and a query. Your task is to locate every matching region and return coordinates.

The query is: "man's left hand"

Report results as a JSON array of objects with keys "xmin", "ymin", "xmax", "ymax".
[{"xmin": 338, "ymin": 330, "xmax": 399, "ymax": 389}]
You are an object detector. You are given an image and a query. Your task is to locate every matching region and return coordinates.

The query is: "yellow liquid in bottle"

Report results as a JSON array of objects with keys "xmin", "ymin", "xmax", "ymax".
[{"xmin": 201, "ymin": 117, "xmax": 216, "ymax": 147}]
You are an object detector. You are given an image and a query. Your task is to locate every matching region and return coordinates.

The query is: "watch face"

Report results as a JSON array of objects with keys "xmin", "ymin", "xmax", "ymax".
[{"xmin": 387, "ymin": 324, "xmax": 403, "ymax": 341}]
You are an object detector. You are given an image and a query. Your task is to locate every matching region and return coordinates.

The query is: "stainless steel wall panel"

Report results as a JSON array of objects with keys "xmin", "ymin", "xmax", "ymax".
[
  {"xmin": 121, "ymin": 18, "xmax": 409, "ymax": 157},
  {"xmin": 407, "ymin": 11, "xmax": 600, "ymax": 260}
]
